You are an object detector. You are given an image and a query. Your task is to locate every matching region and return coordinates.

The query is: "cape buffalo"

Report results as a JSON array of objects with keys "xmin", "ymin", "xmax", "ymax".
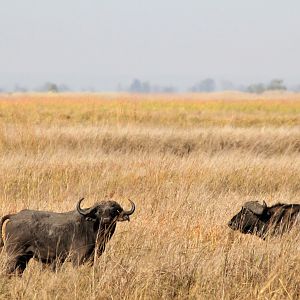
[
  {"xmin": 0, "ymin": 198, "xmax": 135, "ymax": 274},
  {"xmin": 228, "ymin": 200, "xmax": 300, "ymax": 239}
]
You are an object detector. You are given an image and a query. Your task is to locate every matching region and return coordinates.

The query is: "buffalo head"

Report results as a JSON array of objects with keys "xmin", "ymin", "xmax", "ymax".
[
  {"xmin": 228, "ymin": 200, "xmax": 267, "ymax": 236},
  {"xmin": 76, "ymin": 198, "xmax": 135, "ymax": 225}
]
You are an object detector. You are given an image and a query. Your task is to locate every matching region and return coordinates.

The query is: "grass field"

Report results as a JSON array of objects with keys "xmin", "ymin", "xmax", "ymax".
[{"xmin": 0, "ymin": 92, "xmax": 299, "ymax": 299}]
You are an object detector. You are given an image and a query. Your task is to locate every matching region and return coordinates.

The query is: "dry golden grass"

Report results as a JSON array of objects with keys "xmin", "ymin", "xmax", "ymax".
[
  {"xmin": 0, "ymin": 92, "xmax": 299, "ymax": 299},
  {"xmin": 0, "ymin": 91, "xmax": 300, "ymax": 127}
]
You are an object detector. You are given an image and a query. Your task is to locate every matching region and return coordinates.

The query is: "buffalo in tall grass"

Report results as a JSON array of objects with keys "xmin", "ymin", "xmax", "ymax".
[
  {"xmin": 228, "ymin": 201, "xmax": 300, "ymax": 239},
  {"xmin": 0, "ymin": 198, "xmax": 135, "ymax": 274}
]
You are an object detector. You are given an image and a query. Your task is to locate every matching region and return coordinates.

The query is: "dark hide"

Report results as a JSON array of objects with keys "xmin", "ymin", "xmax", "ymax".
[
  {"xmin": 228, "ymin": 201, "xmax": 300, "ymax": 239},
  {"xmin": 0, "ymin": 199, "xmax": 135, "ymax": 274}
]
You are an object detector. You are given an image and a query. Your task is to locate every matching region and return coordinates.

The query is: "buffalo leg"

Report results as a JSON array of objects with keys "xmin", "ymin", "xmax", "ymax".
[{"xmin": 6, "ymin": 255, "xmax": 32, "ymax": 275}]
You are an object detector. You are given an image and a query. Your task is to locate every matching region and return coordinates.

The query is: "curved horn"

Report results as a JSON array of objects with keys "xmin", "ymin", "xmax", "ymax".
[
  {"xmin": 244, "ymin": 201, "xmax": 265, "ymax": 215},
  {"xmin": 123, "ymin": 199, "xmax": 135, "ymax": 215},
  {"xmin": 76, "ymin": 198, "xmax": 95, "ymax": 216}
]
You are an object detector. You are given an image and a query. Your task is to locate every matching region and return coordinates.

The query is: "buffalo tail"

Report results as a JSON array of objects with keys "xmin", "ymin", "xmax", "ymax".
[{"xmin": 0, "ymin": 215, "xmax": 11, "ymax": 248}]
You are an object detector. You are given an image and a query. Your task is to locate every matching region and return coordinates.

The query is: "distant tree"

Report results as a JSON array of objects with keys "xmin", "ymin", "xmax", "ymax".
[
  {"xmin": 267, "ymin": 79, "xmax": 286, "ymax": 91},
  {"xmin": 40, "ymin": 82, "xmax": 59, "ymax": 92},
  {"xmin": 190, "ymin": 78, "xmax": 216, "ymax": 92},
  {"xmin": 47, "ymin": 83, "xmax": 58, "ymax": 92},
  {"xmin": 129, "ymin": 79, "xmax": 142, "ymax": 92},
  {"xmin": 247, "ymin": 83, "xmax": 266, "ymax": 94},
  {"xmin": 128, "ymin": 79, "xmax": 177, "ymax": 93},
  {"xmin": 129, "ymin": 79, "xmax": 151, "ymax": 93}
]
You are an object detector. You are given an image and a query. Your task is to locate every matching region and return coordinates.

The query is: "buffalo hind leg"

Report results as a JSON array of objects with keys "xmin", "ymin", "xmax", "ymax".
[{"xmin": 6, "ymin": 255, "xmax": 32, "ymax": 275}]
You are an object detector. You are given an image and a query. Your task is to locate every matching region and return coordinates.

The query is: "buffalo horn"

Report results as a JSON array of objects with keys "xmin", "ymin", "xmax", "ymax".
[
  {"xmin": 244, "ymin": 201, "xmax": 266, "ymax": 215},
  {"xmin": 76, "ymin": 198, "xmax": 96, "ymax": 216},
  {"xmin": 123, "ymin": 199, "xmax": 136, "ymax": 215}
]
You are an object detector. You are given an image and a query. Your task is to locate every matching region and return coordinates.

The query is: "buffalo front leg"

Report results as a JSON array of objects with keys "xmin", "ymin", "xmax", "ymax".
[{"xmin": 5, "ymin": 255, "xmax": 32, "ymax": 275}]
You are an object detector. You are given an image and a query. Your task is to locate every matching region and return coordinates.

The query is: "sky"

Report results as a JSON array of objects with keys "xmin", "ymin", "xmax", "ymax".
[{"xmin": 0, "ymin": 0, "xmax": 299, "ymax": 91}]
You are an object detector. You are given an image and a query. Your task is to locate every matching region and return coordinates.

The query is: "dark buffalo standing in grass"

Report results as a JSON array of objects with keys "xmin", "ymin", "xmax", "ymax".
[
  {"xmin": 228, "ymin": 200, "xmax": 300, "ymax": 239},
  {"xmin": 0, "ymin": 198, "xmax": 135, "ymax": 274}
]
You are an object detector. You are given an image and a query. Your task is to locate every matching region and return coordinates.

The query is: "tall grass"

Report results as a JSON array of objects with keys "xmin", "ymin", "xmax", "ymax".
[{"xmin": 0, "ymin": 93, "xmax": 299, "ymax": 299}]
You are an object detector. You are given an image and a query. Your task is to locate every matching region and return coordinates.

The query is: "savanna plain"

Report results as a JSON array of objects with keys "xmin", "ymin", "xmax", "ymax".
[{"xmin": 0, "ymin": 92, "xmax": 299, "ymax": 299}]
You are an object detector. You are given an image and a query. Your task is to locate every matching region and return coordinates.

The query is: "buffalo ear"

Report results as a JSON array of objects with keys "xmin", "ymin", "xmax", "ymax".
[{"xmin": 244, "ymin": 201, "xmax": 266, "ymax": 215}]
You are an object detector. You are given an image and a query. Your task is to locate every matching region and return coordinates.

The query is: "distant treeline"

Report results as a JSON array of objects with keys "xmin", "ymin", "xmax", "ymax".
[
  {"xmin": 1, "ymin": 78, "xmax": 300, "ymax": 93},
  {"xmin": 125, "ymin": 78, "xmax": 299, "ymax": 93}
]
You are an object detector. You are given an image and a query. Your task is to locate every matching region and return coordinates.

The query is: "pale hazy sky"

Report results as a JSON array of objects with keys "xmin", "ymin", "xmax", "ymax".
[{"xmin": 0, "ymin": 0, "xmax": 299, "ymax": 90}]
